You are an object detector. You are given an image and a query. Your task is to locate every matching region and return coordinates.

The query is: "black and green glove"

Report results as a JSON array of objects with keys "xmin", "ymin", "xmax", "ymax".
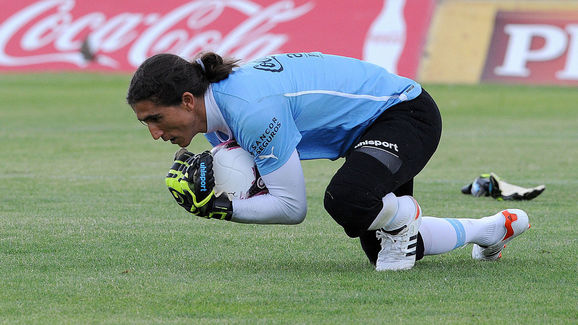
[
  {"xmin": 166, "ymin": 149, "xmax": 233, "ymax": 220},
  {"xmin": 166, "ymin": 149, "xmax": 196, "ymax": 212},
  {"xmin": 461, "ymin": 172, "xmax": 545, "ymax": 201}
]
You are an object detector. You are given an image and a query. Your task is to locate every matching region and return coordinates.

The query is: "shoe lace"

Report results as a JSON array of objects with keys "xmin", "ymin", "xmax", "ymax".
[
  {"xmin": 376, "ymin": 229, "xmax": 414, "ymax": 254},
  {"xmin": 376, "ymin": 230, "xmax": 405, "ymax": 252}
]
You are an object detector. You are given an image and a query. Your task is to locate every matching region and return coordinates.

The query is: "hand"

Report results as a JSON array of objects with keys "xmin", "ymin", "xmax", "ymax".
[
  {"xmin": 166, "ymin": 149, "xmax": 196, "ymax": 213},
  {"xmin": 166, "ymin": 150, "xmax": 233, "ymax": 220},
  {"xmin": 180, "ymin": 150, "xmax": 216, "ymax": 212}
]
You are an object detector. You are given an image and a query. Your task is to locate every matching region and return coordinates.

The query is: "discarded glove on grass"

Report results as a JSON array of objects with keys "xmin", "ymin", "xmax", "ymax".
[{"xmin": 461, "ymin": 173, "xmax": 545, "ymax": 201}]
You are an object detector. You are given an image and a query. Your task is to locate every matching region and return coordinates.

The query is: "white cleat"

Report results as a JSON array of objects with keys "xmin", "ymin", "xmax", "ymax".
[
  {"xmin": 472, "ymin": 209, "xmax": 530, "ymax": 261},
  {"xmin": 375, "ymin": 197, "xmax": 422, "ymax": 271}
]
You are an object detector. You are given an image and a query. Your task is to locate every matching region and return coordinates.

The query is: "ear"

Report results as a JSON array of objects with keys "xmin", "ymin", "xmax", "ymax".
[{"xmin": 181, "ymin": 92, "xmax": 195, "ymax": 111}]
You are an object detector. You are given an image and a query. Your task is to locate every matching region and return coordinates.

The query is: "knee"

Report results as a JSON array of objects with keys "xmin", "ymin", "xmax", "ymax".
[
  {"xmin": 323, "ymin": 180, "xmax": 351, "ymax": 218},
  {"xmin": 323, "ymin": 151, "xmax": 400, "ymax": 237},
  {"xmin": 324, "ymin": 183, "xmax": 381, "ymax": 238},
  {"xmin": 324, "ymin": 188, "xmax": 355, "ymax": 236},
  {"xmin": 323, "ymin": 186, "xmax": 341, "ymax": 220}
]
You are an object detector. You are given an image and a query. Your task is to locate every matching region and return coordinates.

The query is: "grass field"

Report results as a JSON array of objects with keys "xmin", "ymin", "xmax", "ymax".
[{"xmin": 0, "ymin": 73, "xmax": 576, "ymax": 324}]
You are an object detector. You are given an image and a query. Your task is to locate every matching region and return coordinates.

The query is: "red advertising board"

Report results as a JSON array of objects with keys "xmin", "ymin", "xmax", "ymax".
[
  {"xmin": 482, "ymin": 11, "xmax": 578, "ymax": 85},
  {"xmin": 0, "ymin": 0, "xmax": 434, "ymax": 78}
]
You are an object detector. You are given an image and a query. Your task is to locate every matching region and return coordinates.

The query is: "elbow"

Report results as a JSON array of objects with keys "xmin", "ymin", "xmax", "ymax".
[
  {"xmin": 286, "ymin": 205, "xmax": 307, "ymax": 225},
  {"xmin": 274, "ymin": 195, "xmax": 306, "ymax": 224}
]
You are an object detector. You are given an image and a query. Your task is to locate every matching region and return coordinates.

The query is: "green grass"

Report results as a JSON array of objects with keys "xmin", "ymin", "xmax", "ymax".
[{"xmin": 0, "ymin": 74, "xmax": 576, "ymax": 324}]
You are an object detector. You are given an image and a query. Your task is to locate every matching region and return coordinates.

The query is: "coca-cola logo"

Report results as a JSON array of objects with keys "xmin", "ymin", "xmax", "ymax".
[
  {"xmin": 0, "ymin": 0, "xmax": 314, "ymax": 69},
  {"xmin": 0, "ymin": 0, "xmax": 435, "ymax": 77}
]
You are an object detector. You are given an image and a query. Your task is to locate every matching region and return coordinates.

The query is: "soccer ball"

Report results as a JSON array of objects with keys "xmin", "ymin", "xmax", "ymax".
[{"xmin": 210, "ymin": 141, "xmax": 267, "ymax": 200}]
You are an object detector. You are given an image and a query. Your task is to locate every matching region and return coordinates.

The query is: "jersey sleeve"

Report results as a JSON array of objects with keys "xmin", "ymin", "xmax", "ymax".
[
  {"xmin": 231, "ymin": 149, "xmax": 307, "ymax": 224},
  {"xmin": 234, "ymin": 96, "xmax": 302, "ymax": 176}
]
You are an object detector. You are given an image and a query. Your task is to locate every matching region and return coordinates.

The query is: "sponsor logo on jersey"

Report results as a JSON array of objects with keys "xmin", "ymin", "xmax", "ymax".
[
  {"xmin": 354, "ymin": 139, "xmax": 399, "ymax": 152},
  {"xmin": 253, "ymin": 56, "xmax": 283, "ymax": 72},
  {"xmin": 252, "ymin": 117, "xmax": 281, "ymax": 155}
]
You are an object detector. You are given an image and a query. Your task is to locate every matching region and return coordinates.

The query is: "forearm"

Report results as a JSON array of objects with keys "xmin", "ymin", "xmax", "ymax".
[{"xmin": 230, "ymin": 150, "xmax": 307, "ymax": 224}]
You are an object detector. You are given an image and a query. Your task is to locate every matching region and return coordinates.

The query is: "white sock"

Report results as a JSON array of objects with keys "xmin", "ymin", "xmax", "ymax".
[
  {"xmin": 420, "ymin": 214, "xmax": 507, "ymax": 255},
  {"xmin": 368, "ymin": 194, "xmax": 420, "ymax": 231}
]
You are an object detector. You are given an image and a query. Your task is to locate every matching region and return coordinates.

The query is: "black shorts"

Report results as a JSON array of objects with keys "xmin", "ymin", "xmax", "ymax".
[{"xmin": 324, "ymin": 88, "xmax": 442, "ymax": 236}]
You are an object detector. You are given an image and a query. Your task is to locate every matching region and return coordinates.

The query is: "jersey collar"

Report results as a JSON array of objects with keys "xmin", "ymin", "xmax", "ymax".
[{"xmin": 204, "ymin": 84, "xmax": 232, "ymax": 141}]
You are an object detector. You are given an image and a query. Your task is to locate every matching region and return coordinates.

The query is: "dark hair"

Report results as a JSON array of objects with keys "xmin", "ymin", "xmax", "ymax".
[{"xmin": 126, "ymin": 52, "xmax": 240, "ymax": 107}]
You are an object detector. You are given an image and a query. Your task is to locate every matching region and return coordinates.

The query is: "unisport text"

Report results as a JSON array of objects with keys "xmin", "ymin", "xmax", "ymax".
[
  {"xmin": 354, "ymin": 139, "xmax": 399, "ymax": 152},
  {"xmin": 199, "ymin": 162, "xmax": 207, "ymax": 192}
]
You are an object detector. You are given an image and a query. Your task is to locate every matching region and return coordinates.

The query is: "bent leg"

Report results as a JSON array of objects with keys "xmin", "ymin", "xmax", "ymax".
[{"xmin": 324, "ymin": 89, "xmax": 441, "ymax": 267}]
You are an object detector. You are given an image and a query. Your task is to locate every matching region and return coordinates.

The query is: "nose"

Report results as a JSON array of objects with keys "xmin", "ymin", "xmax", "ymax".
[{"xmin": 148, "ymin": 124, "xmax": 164, "ymax": 140}]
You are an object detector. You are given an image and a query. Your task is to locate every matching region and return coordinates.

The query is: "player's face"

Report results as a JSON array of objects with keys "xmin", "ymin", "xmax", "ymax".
[{"xmin": 132, "ymin": 98, "xmax": 203, "ymax": 147}]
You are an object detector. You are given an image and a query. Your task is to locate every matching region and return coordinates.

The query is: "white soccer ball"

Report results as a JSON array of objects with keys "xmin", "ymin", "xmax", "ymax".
[{"xmin": 210, "ymin": 141, "xmax": 267, "ymax": 200}]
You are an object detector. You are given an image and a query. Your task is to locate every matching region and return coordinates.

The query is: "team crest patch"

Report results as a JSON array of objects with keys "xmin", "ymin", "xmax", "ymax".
[{"xmin": 253, "ymin": 56, "xmax": 283, "ymax": 72}]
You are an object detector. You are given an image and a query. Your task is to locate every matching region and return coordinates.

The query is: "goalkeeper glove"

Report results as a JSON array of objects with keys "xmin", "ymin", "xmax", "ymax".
[
  {"xmin": 166, "ymin": 149, "xmax": 233, "ymax": 220},
  {"xmin": 166, "ymin": 149, "xmax": 195, "ymax": 212},
  {"xmin": 461, "ymin": 173, "xmax": 545, "ymax": 201}
]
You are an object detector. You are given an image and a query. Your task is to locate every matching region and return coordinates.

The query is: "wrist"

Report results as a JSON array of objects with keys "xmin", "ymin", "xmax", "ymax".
[{"xmin": 210, "ymin": 195, "xmax": 233, "ymax": 221}]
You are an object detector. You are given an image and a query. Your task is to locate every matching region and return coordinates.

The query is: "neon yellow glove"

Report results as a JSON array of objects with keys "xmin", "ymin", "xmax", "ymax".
[
  {"xmin": 166, "ymin": 149, "xmax": 196, "ymax": 213},
  {"xmin": 166, "ymin": 150, "xmax": 233, "ymax": 220}
]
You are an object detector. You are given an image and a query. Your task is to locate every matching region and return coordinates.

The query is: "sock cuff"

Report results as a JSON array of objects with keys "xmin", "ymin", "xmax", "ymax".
[
  {"xmin": 368, "ymin": 193, "xmax": 398, "ymax": 230},
  {"xmin": 383, "ymin": 195, "xmax": 420, "ymax": 231}
]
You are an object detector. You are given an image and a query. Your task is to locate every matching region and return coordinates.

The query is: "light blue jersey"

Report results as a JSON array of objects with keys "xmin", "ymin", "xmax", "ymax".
[{"xmin": 206, "ymin": 52, "xmax": 422, "ymax": 175}]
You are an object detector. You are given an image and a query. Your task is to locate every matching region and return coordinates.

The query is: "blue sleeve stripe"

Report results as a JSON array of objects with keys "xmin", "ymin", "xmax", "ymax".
[{"xmin": 283, "ymin": 90, "xmax": 408, "ymax": 102}]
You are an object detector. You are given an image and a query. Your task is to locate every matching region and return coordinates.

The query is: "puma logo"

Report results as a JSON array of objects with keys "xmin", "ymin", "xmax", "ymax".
[{"xmin": 258, "ymin": 146, "xmax": 278, "ymax": 160}]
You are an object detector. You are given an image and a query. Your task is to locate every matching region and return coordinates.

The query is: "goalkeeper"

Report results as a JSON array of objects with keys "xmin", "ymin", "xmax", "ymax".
[{"xmin": 126, "ymin": 52, "xmax": 531, "ymax": 271}]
